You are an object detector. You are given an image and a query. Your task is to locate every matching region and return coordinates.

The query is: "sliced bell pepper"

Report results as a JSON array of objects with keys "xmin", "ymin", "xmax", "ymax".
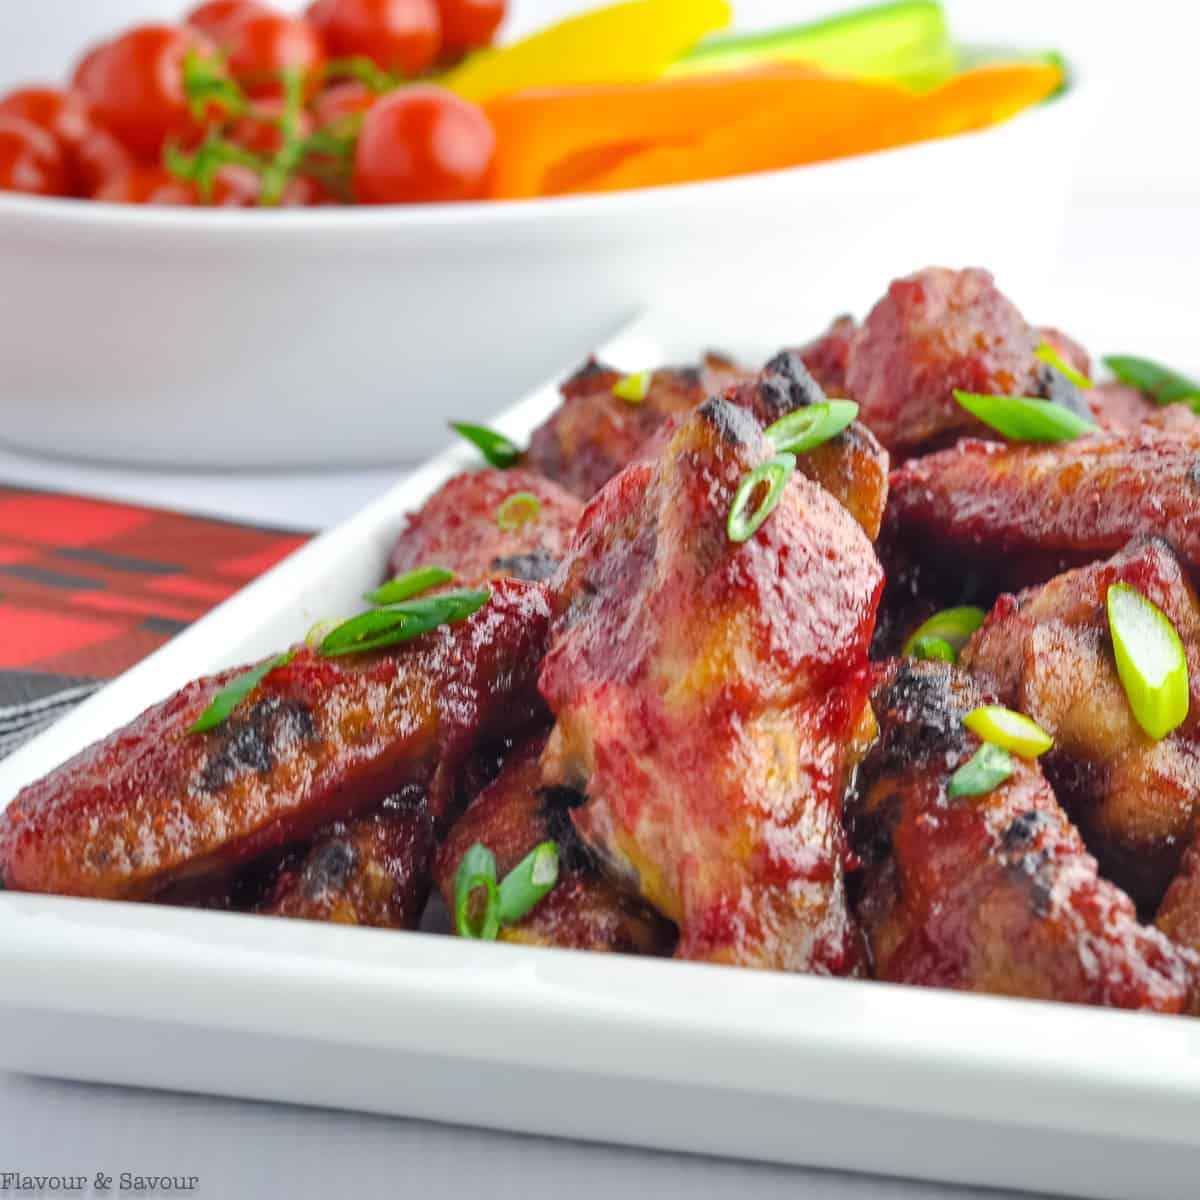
[
  {"xmin": 560, "ymin": 61, "xmax": 1063, "ymax": 196},
  {"xmin": 443, "ymin": 0, "xmax": 732, "ymax": 105},
  {"xmin": 487, "ymin": 65, "xmax": 825, "ymax": 200},
  {"xmin": 670, "ymin": 0, "xmax": 956, "ymax": 89}
]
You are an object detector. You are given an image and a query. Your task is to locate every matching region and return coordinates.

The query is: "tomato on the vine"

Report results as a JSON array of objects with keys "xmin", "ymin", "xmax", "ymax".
[
  {"xmin": 311, "ymin": 80, "xmax": 375, "ymax": 128},
  {"xmin": 72, "ymin": 25, "xmax": 220, "ymax": 159},
  {"xmin": 352, "ymin": 85, "xmax": 493, "ymax": 204},
  {"xmin": 0, "ymin": 89, "xmax": 92, "ymax": 150},
  {"xmin": 228, "ymin": 100, "xmax": 315, "ymax": 156},
  {"xmin": 0, "ymin": 116, "xmax": 69, "ymax": 196},
  {"xmin": 307, "ymin": 0, "xmax": 441, "ymax": 76},
  {"xmin": 225, "ymin": 11, "xmax": 327, "ymax": 99},
  {"xmin": 185, "ymin": 0, "xmax": 268, "ymax": 46},
  {"xmin": 95, "ymin": 163, "xmax": 260, "ymax": 206},
  {"xmin": 435, "ymin": 0, "xmax": 505, "ymax": 55}
]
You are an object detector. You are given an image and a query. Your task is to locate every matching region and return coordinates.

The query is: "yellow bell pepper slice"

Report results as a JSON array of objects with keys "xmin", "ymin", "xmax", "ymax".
[{"xmin": 443, "ymin": 0, "xmax": 732, "ymax": 104}]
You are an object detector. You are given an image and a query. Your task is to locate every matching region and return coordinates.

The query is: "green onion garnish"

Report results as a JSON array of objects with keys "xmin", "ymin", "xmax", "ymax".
[
  {"xmin": 1035, "ymin": 341, "xmax": 1092, "ymax": 390},
  {"xmin": 305, "ymin": 618, "xmax": 342, "ymax": 650},
  {"xmin": 726, "ymin": 453, "xmax": 796, "ymax": 544},
  {"xmin": 1102, "ymin": 355, "xmax": 1200, "ymax": 409},
  {"xmin": 901, "ymin": 606, "xmax": 987, "ymax": 663},
  {"xmin": 954, "ymin": 391, "xmax": 1097, "ymax": 443},
  {"xmin": 454, "ymin": 843, "xmax": 501, "ymax": 940},
  {"xmin": 948, "ymin": 742, "xmax": 1015, "ymax": 798},
  {"xmin": 765, "ymin": 400, "xmax": 859, "ymax": 455},
  {"xmin": 495, "ymin": 492, "xmax": 542, "ymax": 531},
  {"xmin": 1107, "ymin": 583, "xmax": 1190, "ymax": 741},
  {"xmin": 963, "ymin": 705, "xmax": 1053, "ymax": 758},
  {"xmin": 364, "ymin": 565, "xmax": 454, "ymax": 607},
  {"xmin": 612, "ymin": 370, "xmax": 652, "ymax": 404},
  {"xmin": 497, "ymin": 841, "xmax": 560, "ymax": 924},
  {"xmin": 319, "ymin": 589, "xmax": 490, "ymax": 657},
  {"xmin": 188, "ymin": 650, "xmax": 295, "ymax": 735},
  {"xmin": 909, "ymin": 636, "xmax": 955, "ymax": 663},
  {"xmin": 449, "ymin": 422, "xmax": 521, "ymax": 469}
]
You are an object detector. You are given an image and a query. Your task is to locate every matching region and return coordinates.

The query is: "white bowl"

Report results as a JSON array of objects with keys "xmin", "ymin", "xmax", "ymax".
[{"xmin": 0, "ymin": 85, "xmax": 1085, "ymax": 468}]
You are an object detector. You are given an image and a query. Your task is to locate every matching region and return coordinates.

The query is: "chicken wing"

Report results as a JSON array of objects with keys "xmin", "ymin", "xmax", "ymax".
[
  {"xmin": 0, "ymin": 579, "xmax": 551, "ymax": 899},
  {"xmin": 434, "ymin": 733, "xmax": 676, "ymax": 954},
  {"xmin": 849, "ymin": 659, "xmax": 1192, "ymax": 1011},
  {"xmin": 525, "ymin": 355, "xmax": 749, "ymax": 499},
  {"xmin": 960, "ymin": 538, "xmax": 1200, "ymax": 909},
  {"xmin": 845, "ymin": 267, "xmax": 1088, "ymax": 460},
  {"xmin": 387, "ymin": 468, "xmax": 583, "ymax": 586},
  {"xmin": 887, "ymin": 425, "xmax": 1200, "ymax": 594},
  {"xmin": 790, "ymin": 314, "xmax": 857, "ymax": 396},
  {"xmin": 539, "ymin": 397, "xmax": 884, "ymax": 971}
]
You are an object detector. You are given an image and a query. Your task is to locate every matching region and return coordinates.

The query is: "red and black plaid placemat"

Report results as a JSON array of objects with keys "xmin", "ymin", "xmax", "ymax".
[{"xmin": 0, "ymin": 485, "xmax": 309, "ymax": 757}]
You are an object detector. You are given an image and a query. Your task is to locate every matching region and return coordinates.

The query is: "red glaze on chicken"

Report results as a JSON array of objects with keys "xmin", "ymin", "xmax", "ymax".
[
  {"xmin": 539, "ymin": 397, "xmax": 884, "ymax": 971},
  {"xmin": 849, "ymin": 659, "xmax": 1192, "ymax": 1011},
  {"xmin": 387, "ymin": 467, "xmax": 583, "ymax": 585},
  {"xmin": 960, "ymin": 538, "xmax": 1200, "ymax": 910},
  {"xmin": 790, "ymin": 314, "xmax": 857, "ymax": 396},
  {"xmin": 435, "ymin": 732, "xmax": 676, "ymax": 953},
  {"xmin": 0, "ymin": 579, "xmax": 551, "ymax": 899}
]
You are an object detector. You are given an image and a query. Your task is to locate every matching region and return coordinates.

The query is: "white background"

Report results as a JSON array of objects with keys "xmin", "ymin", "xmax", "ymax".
[{"xmin": 0, "ymin": 2, "xmax": 1195, "ymax": 1196}]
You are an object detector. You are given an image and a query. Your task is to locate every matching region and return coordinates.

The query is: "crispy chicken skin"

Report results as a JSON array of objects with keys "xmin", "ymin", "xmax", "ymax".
[
  {"xmin": 435, "ymin": 733, "xmax": 676, "ymax": 954},
  {"xmin": 845, "ymin": 267, "xmax": 1086, "ymax": 460},
  {"xmin": 525, "ymin": 355, "xmax": 749, "ymax": 500},
  {"xmin": 849, "ymin": 660, "xmax": 1192, "ymax": 1011},
  {"xmin": 960, "ymin": 539, "xmax": 1200, "ymax": 909},
  {"xmin": 887, "ymin": 425, "xmax": 1200, "ymax": 592},
  {"xmin": 386, "ymin": 468, "xmax": 583, "ymax": 586},
  {"xmin": 539, "ymin": 397, "xmax": 884, "ymax": 971},
  {"xmin": 261, "ymin": 795, "xmax": 435, "ymax": 928},
  {"xmin": 0, "ymin": 580, "xmax": 551, "ymax": 899}
]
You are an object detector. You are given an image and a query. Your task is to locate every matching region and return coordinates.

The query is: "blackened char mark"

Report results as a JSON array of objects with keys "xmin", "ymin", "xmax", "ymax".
[{"xmin": 196, "ymin": 696, "xmax": 316, "ymax": 793}]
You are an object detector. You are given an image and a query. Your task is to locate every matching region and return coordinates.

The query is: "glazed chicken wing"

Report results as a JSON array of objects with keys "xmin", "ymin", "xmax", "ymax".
[
  {"xmin": 790, "ymin": 314, "xmax": 857, "ymax": 396},
  {"xmin": 845, "ymin": 267, "xmax": 1087, "ymax": 460},
  {"xmin": 525, "ymin": 355, "xmax": 749, "ymax": 499},
  {"xmin": 387, "ymin": 468, "xmax": 583, "ymax": 586},
  {"xmin": 849, "ymin": 660, "xmax": 1192, "ymax": 1011},
  {"xmin": 435, "ymin": 733, "xmax": 676, "ymax": 954},
  {"xmin": 539, "ymin": 397, "xmax": 884, "ymax": 971},
  {"xmin": 0, "ymin": 579, "xmax": 550, "ymax": 899},
  {"xmin": 887, "ymin": 424, "xmax": 1200, "ymax": 594},
  {"xmin": 960, "ymin": 538, "xmax": 1200, "ymax": 909}
]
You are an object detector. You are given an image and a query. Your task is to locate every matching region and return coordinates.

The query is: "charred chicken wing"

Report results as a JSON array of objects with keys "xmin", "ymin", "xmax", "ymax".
[
  {"xmin": 849, "ymin": 660, "xmax": 1192, "ymax": 1011},
  {"xmin": 539, "ymin": 397, "xmax": 884, "ymax": 971}
]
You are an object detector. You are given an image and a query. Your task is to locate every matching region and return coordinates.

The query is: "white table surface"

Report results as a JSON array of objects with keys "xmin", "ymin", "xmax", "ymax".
[{"xmin": 0, "ymin": 1, "xmax": 1196, "ymax": 1194}]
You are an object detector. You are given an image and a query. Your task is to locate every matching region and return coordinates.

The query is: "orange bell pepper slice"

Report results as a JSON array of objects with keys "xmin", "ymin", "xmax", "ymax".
[
  {"xmin": 561, "ymin": 61, "xmax": 1063, "ymax": 196},
  {"xmin": 487, "ymin": 64, "xmax": 827, "ymax": 200}
]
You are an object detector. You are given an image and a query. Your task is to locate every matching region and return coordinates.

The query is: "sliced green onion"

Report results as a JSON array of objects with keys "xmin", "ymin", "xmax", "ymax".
[
  {"xmin": 901, "ymin": 606, "xmax": 987, "ymax": 662},
  {"xmin": 365, "ymin": 565, "xmax": 454, "ymax": 607},
  {"xmin": 612, "ymin": 370, "xmax": 652, "ymax": 404},
  {"xmin": 948, "ymin": 742, "xmax": 1015, "ymax": 798},
  {"xmin": 188, "ymin": 650, "xmax": 295, "ymax": 735},
  {"xmin": 954, "ymin": 391, "xmax": 1097, "ymax": 443},
  {"xmin": 1102, "ymin": 355, "xmax": 1200, "ymax": 409},
  {"xmin": 1035, "ymin": 341, "xmax": 1092, "ymax": 390},
  {"xmin": 963, "ymin": 705, "xmax": 1053, "ymax": 758},
  {"xmin": 727, "ymin": 453, "xmax": 796, "ymax": 544},
  {"xmin": 495, "ymin": 492, "xmax": 542, "ymax": 531},
  {"xmin": 305, "ymin": 618, "xmax": 343, "ymax": 650},
  {"xmin": 319, "ymin": 589, "xmax": 490, "ymax": 657},
  {"xmin": 497, "ymin": 841, "xmax": 560, "ymax": 924},
  {"xmin": 1107, "ymin": 583, "xmax": 1190, "ymax": 741},
  {"xmin": 449, "ymin": 422, "xmax": 521, "ymax": 468},
  {"xmin": 454, "ymin": 843, "xmax": 501, "ymax": 940},
  {"xmin": 765, "ymin": 399, "xmax": 859, "ymax": 454},
  {"xmin": 909, "ymin": 636, "xmax": 955, "ymax": 663}
]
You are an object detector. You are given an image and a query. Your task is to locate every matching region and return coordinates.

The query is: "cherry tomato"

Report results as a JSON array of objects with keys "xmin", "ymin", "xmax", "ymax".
[
  {"xmin": 281, "ymin": 174, "xmax": 340, "ymax": 206},
  {"xmin": 228, "ymin": 100, "xmax": 314, "ymax": 156},
  {"xmin": 74, "ymin": 126, "xmax": 138, "ymax": 196},
  {"xmin": 307, "ymin": 0, "xmax": 441, "ymax": 76},
  {"xmin": 435, "ymin": 0, "xmax": 504, "ymax": 55},
  {"xmin": 0, "ymin": 116, "xmax": 69, "ymax": 196},
  {"xmin": 311, "ymin": 80, "xmax": 374, "ymax": 128},
  {"xmin": 0, "ymin": 88, "xmax": 92, "ymax": 149},
  {"xmin": 185, "ymin": 0, "xmax": 268, "ymax": 46},
  {"xmin": 73, "ymin": 25, "xmax": 221, "ymax": 160},
  {"xmin": 95, "ymin": 163, "xmax": 260, "ymax": 206},
  {"xmin": 352, "ymin": 85, "xmax": 493, "ymax": 204},
  {"xmin": 226, "ymin": 11, "xmax": 326, "ymax": 99}
]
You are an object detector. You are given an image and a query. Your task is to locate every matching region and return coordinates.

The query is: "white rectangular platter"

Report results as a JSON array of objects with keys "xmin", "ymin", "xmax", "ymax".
[{"xmin": 2, "ymin": 308, "xmax": 1200, "ymax": 1200}]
